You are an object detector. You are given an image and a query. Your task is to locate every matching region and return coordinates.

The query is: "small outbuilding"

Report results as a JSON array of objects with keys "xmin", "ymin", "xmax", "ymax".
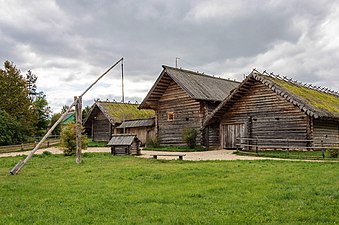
[
  {"xmin": 116, "ymin": 118, "xmax": 155, "ymax": 146},
  {"xmin": 83, "ymin": 101, "xmax": 155, "ymax": 141},
  {"xmin": 107, "ymin": 134, "xmax": 141, "ymax": 155}
]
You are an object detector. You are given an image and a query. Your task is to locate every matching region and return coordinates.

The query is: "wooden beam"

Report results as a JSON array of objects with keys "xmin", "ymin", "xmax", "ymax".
[{"xmin": 75, "ymin": 96, "xmax": 82, "ymax": 164}]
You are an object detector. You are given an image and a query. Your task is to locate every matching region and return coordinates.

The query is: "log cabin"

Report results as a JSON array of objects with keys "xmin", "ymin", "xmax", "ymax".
[
  {"xmin": 83, "ymin": 101, "xmax": 155, "ymax": 141},
  {"xmin": 203, "ymin": 70, "xmax": 339, "ymax": 150},
  {"xmin": 116, "ymin": 118, "xmax": 155, "ymax": 146},
  {"xmin": 139, "ymin": 65, "xmax": 240, "ymax": 147}
]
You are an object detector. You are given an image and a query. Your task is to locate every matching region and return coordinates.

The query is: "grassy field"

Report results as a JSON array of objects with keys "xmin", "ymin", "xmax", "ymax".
[{"xmin": 0, "ymin": 154, "xmax": 338, "ymax": 224}]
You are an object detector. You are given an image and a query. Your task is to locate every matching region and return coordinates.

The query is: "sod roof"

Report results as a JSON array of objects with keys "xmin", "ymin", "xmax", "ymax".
[
  {"xmin": 203, "ymin": 70, "xmax": 339, "ymax": 127},
  {"xmin": 84, "ymin": 101, "xmax": 155, "ymax": 127}
]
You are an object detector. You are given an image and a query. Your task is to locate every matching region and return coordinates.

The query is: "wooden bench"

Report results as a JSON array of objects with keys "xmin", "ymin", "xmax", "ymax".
[{"xmin": 151, "ymin": 154, "xmax": 186, "ymax": 160}]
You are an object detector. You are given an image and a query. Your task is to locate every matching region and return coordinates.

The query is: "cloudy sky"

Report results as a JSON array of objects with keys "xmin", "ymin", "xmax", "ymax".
[{"xmin": 1, "ymin": 0, "xmax": 339, "ymax": 112}]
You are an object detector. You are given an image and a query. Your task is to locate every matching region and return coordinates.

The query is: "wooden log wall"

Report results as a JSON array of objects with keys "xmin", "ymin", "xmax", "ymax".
[
  {"xmin": 93, "ymin": 111, "xmax": 112, "ymax": 141},
  {"xmin": 124, "ymin": 127, "xmax": 155, "ymax": 146},
  {"xmin": 201, "ymin": 102, "xmax": 221, "ymax": 148},
  {"xmin": 157, "ymin": 81, "xmax": 202, "ymax": 146},
  {"xmin": 313, "ymin": 119, "xmax": 339, "ymax": 145},
  {"xmin": 219, "ymin": 81, "xmax": 309, "ymax": 149}
]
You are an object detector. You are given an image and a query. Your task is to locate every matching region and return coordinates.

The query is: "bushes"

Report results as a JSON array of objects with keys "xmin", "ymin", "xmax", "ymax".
[
  {"xmin": 326, "ymin": 148, "xmax": 338, "ymax": 158},
  {"xmin": 146, "ymin": 135, "xmax": 160, "ymax": 148},
  {"xmin": 60, "ymin": 123, "xmax": 88, "ymax": 156},
  {"xmin": 182, "ymin": 128, "xmax": 197, "ymax": 149}
]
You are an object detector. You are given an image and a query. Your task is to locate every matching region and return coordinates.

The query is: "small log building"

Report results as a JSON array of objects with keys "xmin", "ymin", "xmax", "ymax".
[
  {"xmin": 139, "ymin": 65, "xmax": 240, "ymax": 147},
  {"xmin": 108, "ymin": 134, "xmax": 141, "ymax": 155},
  {"xmin": 84, "ymin": 101, "xmax": 154, "ymax": 141},
  {"xmin": 203, "ymin": 70, "xmax": 339, "ymax": 149},
  {"xmin": 116, "ymin": 118, "xmax": 155, "ymax": 146}
]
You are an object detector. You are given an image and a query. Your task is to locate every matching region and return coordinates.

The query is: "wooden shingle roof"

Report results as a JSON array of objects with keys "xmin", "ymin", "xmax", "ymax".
[
  {"xmin": 139, "ymin": 65, "xmax": 240, "ymax": 109},
  {"xmin": 203, "ymin": 70, "xmax": 339, "ymax": 127},
  {"xmin": 107, "ymin": 134, "xmax": 139, "ymax": 146},
  {"xmin": 117, "ymin": 118, "xmax": 155, "ymax": 129}
]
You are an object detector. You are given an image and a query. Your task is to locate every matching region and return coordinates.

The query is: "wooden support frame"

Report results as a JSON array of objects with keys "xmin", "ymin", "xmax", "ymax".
[{"xmin": 10, "ymin": 57, "xmax": 123, "ymax": 175}]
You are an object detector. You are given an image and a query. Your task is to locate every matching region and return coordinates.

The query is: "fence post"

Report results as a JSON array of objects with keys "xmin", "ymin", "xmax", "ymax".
[
  {"xmin": 255, "ymin": 137, "xmax": 258, "ymax": 153},
  {"xmin": 321, "ymin": 140, "xmax": 325, "ymax": 158}
]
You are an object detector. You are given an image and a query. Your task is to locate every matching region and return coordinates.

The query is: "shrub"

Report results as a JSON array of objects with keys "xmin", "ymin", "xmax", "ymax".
[
  {"xmin": 182, "ymin": 128, "xmax": 197, "ymax": 149},
  {"xmin": 146, "ymin": 135, "xmax": 160, "ymax": 148},
  {"xmin": 60, "ymin": 123, "xmax": 88, "ymax": 156},
  {"xmin": 326, "ymin": 148, "xmax": 338, "ymax": 158}
]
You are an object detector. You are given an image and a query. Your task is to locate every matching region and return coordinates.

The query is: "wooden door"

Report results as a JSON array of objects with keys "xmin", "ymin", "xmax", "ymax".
[{"xmin": 222, "ymin": 123, "xmax": 245, "ymax": 149}]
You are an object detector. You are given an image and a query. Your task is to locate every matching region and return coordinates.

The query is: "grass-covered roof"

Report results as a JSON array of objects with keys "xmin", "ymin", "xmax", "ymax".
[
  {"xmin": 84, "ymin": 101, "xmax": 155, "ymax": 126},
  {"xmin": 263, "ymin": 75, "xmax": 339, "ymax": 119}
]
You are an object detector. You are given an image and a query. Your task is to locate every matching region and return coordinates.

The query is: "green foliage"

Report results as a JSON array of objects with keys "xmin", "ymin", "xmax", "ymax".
[
  {"xmin": 326, "ymin": 148, "xmax": 339, "ymax": 158},
  {"xmin": 0, "ymin": 156, "xmax": 338, "ymax": 224},
  {"xmin": 50, "ymin": 113, "xmax": 62, "ymax": 135},
  {"xmin": 32, "ymin": 94, "xmax": 51, "ymax": 135},
  {"xmin": 0, "ymin": 61, "xmax": 52, "ymax": 143},
  {"xmin": 182, "ymin": 128, "xmax": 198, "ymax": 149},
  {"xmin": 0, "ymin": 110, "xmax": 24, "ymax": 145},
  {"xmin": 0, "ymin": 61, "xmax": 34, "ymax": 139},
  {"xmin": 146, "ymin": 135, "xmax": 160, "ymax": 148},
  {"xmin": 87, "ymin": 139, "xmax": 108, "ymax": 147},
  {"xmin": 60, "ymin": 123, "xmax": 88, "ymax": 156}
]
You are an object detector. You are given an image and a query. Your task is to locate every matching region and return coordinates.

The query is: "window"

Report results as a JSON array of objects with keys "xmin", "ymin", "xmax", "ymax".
[{"xmin": 167, "ymin": 112, "xmax": 174, "ymax": 121}]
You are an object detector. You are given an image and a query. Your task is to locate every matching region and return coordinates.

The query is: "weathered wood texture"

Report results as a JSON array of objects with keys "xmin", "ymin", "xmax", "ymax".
[
  {"xmin": 92, "ymin": 111, "xmax": 111, "ymax": 141},
  {"xmin": 110, "ymin": 142, "xmax": 140, "ymax": 155},
  {"xmin": 122, "ymin": 127, "xmax": 154, "ymax": 146},
  {"xmin": 157, "ymin": 81, "xmax": 202, "ymax": 146},
  {"xmin": 201, "ymin": 102, "xmax": 220, "ymax": 148},
  {"xmin": 75, "ymin": 96, "xmax": 82, "ymax": 164},
  {"xmin": 219, "ymin": 81, "xmax": 309, "ymax": 149},
  {"xmin": 313, "ymin": 119, "xmax": 339, "ymax": 145}
]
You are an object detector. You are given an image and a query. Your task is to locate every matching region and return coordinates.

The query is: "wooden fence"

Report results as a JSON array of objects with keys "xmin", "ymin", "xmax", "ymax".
[
  {"xmin": 236, "ymin": 137, "xmax": 339, "ymax": 158},
  {"xmin": 0, "ymin": 136, "xmax": 60, "ymax": 154}
]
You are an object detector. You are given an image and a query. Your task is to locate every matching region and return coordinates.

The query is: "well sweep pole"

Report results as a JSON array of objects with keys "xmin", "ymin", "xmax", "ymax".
[{"xmin": 10, "ymin": 58, "xmax": 123, "ymax": 175}]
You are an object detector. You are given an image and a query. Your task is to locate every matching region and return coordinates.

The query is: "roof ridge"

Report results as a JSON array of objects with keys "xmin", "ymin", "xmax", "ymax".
[
  {"xmin": 162, "ymin": 65, "xmax": 240, "ymax": 83},
  {"xmin": 253, "ymin": 70, "xmax": 339, "ymax": 97}
]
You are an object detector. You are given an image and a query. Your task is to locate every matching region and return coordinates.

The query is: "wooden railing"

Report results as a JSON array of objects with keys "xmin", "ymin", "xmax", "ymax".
[
  {"xmin": 236, "ymin": 137, "xmax": 339, "ymax": 158},
  {"xmin": 0, "ymin": 136, "xmax": 60, "ymax": 154}
]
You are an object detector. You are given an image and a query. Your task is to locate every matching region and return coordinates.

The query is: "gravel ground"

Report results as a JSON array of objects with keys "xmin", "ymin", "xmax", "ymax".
[{"xmin": 0, "ymin": 147, "xmax": 334, "ymax": 162}]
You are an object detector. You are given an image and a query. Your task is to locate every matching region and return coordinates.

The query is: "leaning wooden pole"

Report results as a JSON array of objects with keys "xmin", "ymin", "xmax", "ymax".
[
  {"xmin": 10, "ymin": 58, "xmax": 123, "ymax": 175},
  {"xmin": 75, "ymin": 96, "xmax": 82, "ymax": 164}
]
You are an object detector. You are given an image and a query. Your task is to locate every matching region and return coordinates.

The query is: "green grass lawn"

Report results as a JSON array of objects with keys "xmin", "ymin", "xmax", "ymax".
[{"xmin": 0, "ymin": 154, "xmax": 338, "ymax": 224}]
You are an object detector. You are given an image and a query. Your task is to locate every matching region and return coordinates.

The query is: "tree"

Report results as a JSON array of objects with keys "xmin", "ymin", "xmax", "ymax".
[
  {"xmin": 0, "ymin": 110, "xmax": 23, "ymax": 145},
  {"xmin": 32, "ymin": 94, "xmax": 52, "ymax": 136},
  {"xmin": 26, "ymin": 70, "xmax": 38, "ymax": 101},
  {"xmin": 0, "ymin": 61, "xmax": 34, "ymax": 139},
  {"xmin": 50, "ymin": 113, "xmax": 62, "ymax": 135},
  {"xmin": 82, "ymin": 105, "xmax": 91, "ymax": 121}
]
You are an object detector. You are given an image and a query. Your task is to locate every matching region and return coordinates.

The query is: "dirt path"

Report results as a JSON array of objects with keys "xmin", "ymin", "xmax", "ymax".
[{"xmin": 0, "ymin": 147, "xmax": 335, "ymax": 162}]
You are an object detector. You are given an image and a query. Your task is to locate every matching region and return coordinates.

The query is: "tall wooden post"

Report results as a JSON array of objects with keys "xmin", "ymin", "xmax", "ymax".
[{"xmin": 75, "ymin": 96, "xmax": 82, "ymax": 164}]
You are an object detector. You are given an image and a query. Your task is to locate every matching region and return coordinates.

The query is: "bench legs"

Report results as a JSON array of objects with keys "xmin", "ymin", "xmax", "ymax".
[{"xmin": 152, "ymin": 155, "xmax": 184, "ymax": 160}]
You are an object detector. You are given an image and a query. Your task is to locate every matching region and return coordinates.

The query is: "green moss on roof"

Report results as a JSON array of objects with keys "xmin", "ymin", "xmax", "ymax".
[
  {"xmin": 266, "ymin": 76, "xmax": 339, "ymax": 115},
  {"xmin": 98, "ymin": 102, "xmax": 155, "ymax": 123}
]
